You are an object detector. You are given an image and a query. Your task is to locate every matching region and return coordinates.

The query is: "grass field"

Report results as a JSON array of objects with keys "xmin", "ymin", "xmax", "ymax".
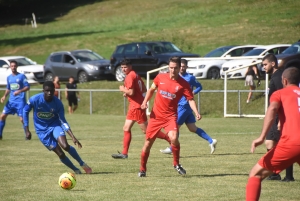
[{"xmin": 0, "ymin": 115, "xmax": 299, "ymax": 201}]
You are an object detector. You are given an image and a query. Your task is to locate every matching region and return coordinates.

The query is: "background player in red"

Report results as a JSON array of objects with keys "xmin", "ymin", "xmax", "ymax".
[
  {"xmin": 112, "ymin": 59, "xmax": 170, "ymax": 159},
  {"xmin": 246, "ymin": 67, "xmax": 300, "ymax": 201},
  {"xmin": 138, "ymin": 56, "xmax": 201, "ymax": 177}
]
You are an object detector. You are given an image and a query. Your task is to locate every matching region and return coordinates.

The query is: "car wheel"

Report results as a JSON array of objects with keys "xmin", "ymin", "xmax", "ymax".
[
  {"xmin": 45, "ymin": 72, "xmax": 54, "ymax": 81},
  {"xmin": 78, "ymin": 71, "xmax": 88, "ymax": 83},
  {"xmin": 207, "ymin": 67, "xmax": 220, "ymax": 79},
  {"xmin": 115, "ymin": 66, "xmax": 125, "ymax": 82},
  {"xmin": 158, "ymin": 64, "xmax": 169, "ymax": 73}
]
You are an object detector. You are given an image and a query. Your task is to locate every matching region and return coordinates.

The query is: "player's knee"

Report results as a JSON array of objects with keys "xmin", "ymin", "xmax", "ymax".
[
  {"xmin": 60, "ymin": 143, "xmax": 70, "ymax": 151},
  {"xmin": 0, "ymin": 114, "xmax": 7, "ymax": 121}
]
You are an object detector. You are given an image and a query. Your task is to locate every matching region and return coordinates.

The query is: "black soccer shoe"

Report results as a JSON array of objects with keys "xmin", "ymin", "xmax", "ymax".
[
  {"xmin": 138, "ymin": 171, "xmax": 146, "ymax": 177},
  {"xmin": 281, "ymin": 177, "xmax": 295, "ymax": 182},
  {"xmin": 266, "ymin": 174, "xmax": 281, "ymax": 181},
  {"xmin": 174, "ymin": 164, "xmax": 186, "ymax": 175}
]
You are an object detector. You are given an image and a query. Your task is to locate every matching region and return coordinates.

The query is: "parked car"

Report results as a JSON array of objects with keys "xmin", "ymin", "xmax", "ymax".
[
  {"xmin": 44, "ymin": 49, "xmax": 110, "ymax": 83},
  {"xmin": 186, "ymin": 45, "xmax": 260, "ymax": 79},
  {"xmin": 220, "ymin": 44, "xmax": 290, "ymax": 79},
  {"xmin": 276, "ymin": 41, "xmax": 300, "ymax": 70},
  {"xmin": 109, "ymin": 41, "xmax": 200, "ymax": 81},
  {"xmin": 0, "ymin": 56, "xmax": 44, "ymax": 85}
]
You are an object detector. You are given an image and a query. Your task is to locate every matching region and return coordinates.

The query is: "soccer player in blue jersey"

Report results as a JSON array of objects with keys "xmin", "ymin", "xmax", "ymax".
[
  {"xmin": 23, "ymin": 81, "xmax": 92, "ymax": 174},
  {"xmin": 160, "ymin": 59, "xmax": 217, "ymax": 154},
  {"xmin": 0, "ymin": 60, "xmax": 30, "ymax": 140}
]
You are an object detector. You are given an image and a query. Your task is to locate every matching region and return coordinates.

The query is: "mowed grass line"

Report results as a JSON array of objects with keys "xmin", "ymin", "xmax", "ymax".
[{"xmin": 0, "ymin": 115, "xmax": 299, "ymax": 201}]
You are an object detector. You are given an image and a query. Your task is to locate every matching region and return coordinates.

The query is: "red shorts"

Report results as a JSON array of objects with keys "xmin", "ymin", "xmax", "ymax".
[
  {"xmin": 126, "ymin": 108, "xmax": 147, "ymax": 124},
  {"xmin": 146, "ymin": 116, "xmax": 178, "ymax": 139},
  {"xmin": 258, "ymin": 144, "xmax": 300, "ymax": 174}
]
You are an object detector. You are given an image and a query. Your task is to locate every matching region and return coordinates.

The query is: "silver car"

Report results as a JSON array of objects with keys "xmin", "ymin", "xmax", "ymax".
[{"xmin": 44, "ymin": 49, "xmax": 111, "ymax": 83}]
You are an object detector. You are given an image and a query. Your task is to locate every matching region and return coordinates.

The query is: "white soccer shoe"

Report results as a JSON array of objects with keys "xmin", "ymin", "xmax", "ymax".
[
  {"xmin": 160, "ymin": 147, "xmax": 172, "ymax": 154},
  {"xmin": 209, "ymin": 139, "xmax": 217, "ymax": 154}
]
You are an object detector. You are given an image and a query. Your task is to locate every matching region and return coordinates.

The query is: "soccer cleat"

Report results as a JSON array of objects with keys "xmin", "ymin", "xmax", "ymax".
[
  {"xmin": 209, "ymin": 139, "xmax": 217, "ymax": 154},
  {"xmin": 281, "ymin": 177, "xmax": 295, "ymax": 182},
  {"xmin": 81, "ymin": 163, "xmax": 92, "ymax": 174},
  {"xmin": 74, "ymin": 169, "xmax": 82, "ymax": 174},
  {"xmin": 138, "ymin": 171, "xmax": 146, "ymax": 177},
  {"xmin": 266, "ymin": 174, "xmax": 281, "ymax": 181},
  {"xmin": 111, "ymin": 151, "xmax": 128, "ymax": 159},
  {"xmin": 160, "ymin": 147, "xmax": 172, "ymax": 154},
  {"xmin": 174, "ymin": 164, "xmax": 186, "ymax": 175}
]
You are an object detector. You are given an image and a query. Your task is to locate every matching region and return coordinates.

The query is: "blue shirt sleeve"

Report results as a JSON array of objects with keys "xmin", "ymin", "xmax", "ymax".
[
  {"xmin": 23, "ymin": 99, "xmax": 33, "ymax": 127},
  {"xmin": 6, "ymin": 76, "xmax": 10, "ymax": 90},
  {"xmin": 22, "ymin": 74, "xmax": 30, "ymax": 88},
  {"xmin": 191, "ymin": 77, "xmax": 202, "ymax": 94}
]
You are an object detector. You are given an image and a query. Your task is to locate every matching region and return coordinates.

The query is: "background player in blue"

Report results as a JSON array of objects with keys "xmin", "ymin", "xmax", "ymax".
[
  {"xmin": 160, "ymin": 59, "xmax": 217, "ymax": 154},
  {"xmin": 23, "ymin": 81, "xmax": 92, "ymax": 174},
  {"xmin": 0, "ymin": 60, "xmax": 30, "ymax": 140}
]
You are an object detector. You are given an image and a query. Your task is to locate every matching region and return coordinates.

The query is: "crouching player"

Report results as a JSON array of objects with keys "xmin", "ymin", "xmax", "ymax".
[{"xmin": 23, "ymin": 81, "xmax": 92, "ymax": 174}]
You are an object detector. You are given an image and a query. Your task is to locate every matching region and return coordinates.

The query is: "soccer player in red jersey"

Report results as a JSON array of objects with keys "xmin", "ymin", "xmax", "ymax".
[
  {"xmin": 246, "ymin": 67, "xmax": 300, "ymax": 201},
  {"xmin": 112, "ymin": 59, "xmax": 170, "ymax": 159},
  {"xmin": 138, "ymin": 57, "xmax": 201, "ymax": 177}
]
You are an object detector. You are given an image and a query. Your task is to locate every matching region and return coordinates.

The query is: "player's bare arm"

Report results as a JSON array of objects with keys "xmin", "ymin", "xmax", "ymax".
[
  {"xmin": 66, "ymin": 130, "xmax": 82, "ymax": 149},
  {"xmin": 13, "ymin": 86, "xmax": 29, "ymax": 96},
  {"xmin": 24, "ymin": 126, "xmax": 32, "ymax": 140},
  {"xmin": 251, "ymin": 101, "xmax": 280, "ymax": 153},
  {"xmin": 119, "ymin": 85, "xmax": 134, "ymax": 96},
  {"xmin": 141, "ymin": 83, "xmax": 156, "ymax": 109},
  {"xmin": 1, "ymin": 89, "xmax": 10, "ymax": 103},
  {"xmin": 188, "ymin": 99, "xmax": 202, "ymax": 120}
]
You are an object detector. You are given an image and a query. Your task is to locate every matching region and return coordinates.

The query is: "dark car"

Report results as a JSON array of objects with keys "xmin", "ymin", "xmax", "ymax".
[
  {"xmin": 44, "ymin": 49, "xmax": 111, "ymax": 83},
  {"xmin": 109, "ymin": 41, "xmax": 200, "ymax": 81},
  {"xmin": 276, "ymin": 42, "xmax": 300, "ymax": 70}
]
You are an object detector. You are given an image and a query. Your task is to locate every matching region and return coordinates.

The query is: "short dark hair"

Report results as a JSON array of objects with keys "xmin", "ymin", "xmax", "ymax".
[
  {"xmin": 262, "ymin": 53, "xmax": 278, "ymax": 67},
  {"xmin": 169, "ymin": 56, "xmax": 181, "ymax": 66},
  {"xmin": 181, "ymin": 59, "xmax": 188, "ymax": 66},
  {"xmin": 43, "ymin": 81, "xmax": 55, "ymax": 89},
  {"xmin": 69, "ymin": 76, "xmax": 74, "ymax": 79},
  {"xmin": 9, "ymin": 60, "xmax": 18, "ymax": 66},
  {"xmin": 283, "ymin": 67, "xmax": 300, "ymax": 85},
  {"xmin": 121, "ymin": 59, "xmax": 131, "ymax": 66}
]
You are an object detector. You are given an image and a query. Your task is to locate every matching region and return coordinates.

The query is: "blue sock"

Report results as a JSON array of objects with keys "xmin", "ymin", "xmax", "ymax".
[
  {"xmin": 60, "ymin": 156, "xmax": 79, "ymax": 171},
  {"xmin": 23, "ymin": 125, "xmax": 27, "ymax": 136},
  {"xmin": 0, "ymin": 120, "xmax": 5, "ymax": 137},
  {"xmin": 195, "ymin": 128, "xmax": 213, "ymax": 144},
  {"xmin": 68, "ymin": 146, "xmax": 84, "ymax": 166}
]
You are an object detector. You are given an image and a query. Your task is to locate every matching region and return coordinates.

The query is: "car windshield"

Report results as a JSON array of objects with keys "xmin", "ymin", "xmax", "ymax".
[
  {"xmin": 71, "ymin": 51, "xmax": 104, "ymax": 62},
  {"xmin": 242, "ymin": 48, "xmax": 265, "ymax": 56},
  {"xmin": 147, "ymin": 42, "xmax": 182, "ymax": 54},
  {"xmin": 281, "ymin": 43, "xmax": 300, "ymax": 54},
  {"xmin": 9, "ymin": 57, "xmax": 36, "ymax": 66},
  {"xmin": 204, "ymin": 46, "xmax": 234, "ymax": 57}
]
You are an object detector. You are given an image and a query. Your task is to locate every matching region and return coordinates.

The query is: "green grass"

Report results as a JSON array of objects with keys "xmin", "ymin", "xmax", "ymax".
[{"xmin": 0, "ymin": 115, "xmax": 299, "ymax": 201}]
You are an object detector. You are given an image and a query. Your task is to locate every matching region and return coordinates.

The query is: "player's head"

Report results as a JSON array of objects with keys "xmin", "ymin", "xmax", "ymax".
[
  {"xmin": 168, "ymin": 56, "xmax": 181, "ymax": 78},
  {"xmin": 43, "ymin": 81, "xmax": 55, "ymax": 102},
  {"xmin": 282, "ymin": 67, "xmax": 300, "ymax": 87},
  {"xmin": 69, "ymin": 76, "xmax": 75, "ymax": 83},
  {"xmin": 54, "ymin": 76, "xmax": 60, "ymax": 83},
  {"xmin": 262, "ymin": 54, "xmax": 278, "ymax": 74},
  {"xmin": 9, "ymin": 60, "xmax": 18, "ymax": 74},
  {"xmin": 180, "ymin": 59, "xmax": 188, "ymax": 74},
  {"xmin": 120, "ymin": 59, "xmax": 132, "ymax": 75}
]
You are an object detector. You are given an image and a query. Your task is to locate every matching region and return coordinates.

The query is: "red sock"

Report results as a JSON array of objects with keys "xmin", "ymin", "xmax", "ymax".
[
  {"xmin": 246, "ymin": 177, "xmax": 261, "ymax": 201},
  {"xmin": 171, "ymin": 144, "xmax": 180, "ymax": 166},
  {"xmin": 156, "ymin": 130, "xmax": 171, "ymax": 144},
  {"xmin": 140, "ymin": 151, "xmax": 150, "ymax": 171},
  {"xmin": 122, "ymin": 131, "xmax": 131, "ymax": 155}
]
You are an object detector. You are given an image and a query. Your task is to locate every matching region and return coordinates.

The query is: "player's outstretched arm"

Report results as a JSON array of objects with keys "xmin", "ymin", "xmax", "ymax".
[
  {"xmin": 23, "ymin": 101, "xmax": 33, "ymax": 140},
  {"xmin": 188, "ymin": 99, "xmax": 202, "ymax": 120},
  {"xmin": 192, "ymin": 77, "xmax": 202, "ymax": 95},
  {"xmin": 251, "ymin": 101, "xmax": 280, "ymax": 153}
]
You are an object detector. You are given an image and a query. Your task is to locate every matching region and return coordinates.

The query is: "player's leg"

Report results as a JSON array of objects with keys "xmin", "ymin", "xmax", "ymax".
[
  {"xmin": 0, "ymin": 113, "xmax": 8, "ymax": 139},
  {"xmin": 72, "ymin": 97, "xmax": 78, "ymax": 113},
  {"xmin": 283, "ymin": 165, "xmax": 294, "ymax": 182},
  {"xmin": 68, "ymin": 98, "xmax": 73, "ymax": 114},
  {"xmin": 54, "ymin": 126, "xmax": 92, "ymax": 173},
  {"xmin": 168, "ymin": 129, "xmax": 186, "ymax": 175},
  {"xmin": 139, "ymin": 137, "xmax": 156, "ymax": 177},
  {"xmin": 247, "ymin": 85, "xmax": 255, "ymax": 103}
]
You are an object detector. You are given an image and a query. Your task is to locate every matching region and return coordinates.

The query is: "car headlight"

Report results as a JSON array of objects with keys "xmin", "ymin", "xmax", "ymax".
[
  {"xmin": 278, "ymin": 59, "xmax": 282, "ymax": 64},
  {"xmin": 86, "ymin": 64, "xmax": 98, "ymax": 70},
  {"xmin": 198, "ymin": 65, "xmax": 206, "ymax": 69}
]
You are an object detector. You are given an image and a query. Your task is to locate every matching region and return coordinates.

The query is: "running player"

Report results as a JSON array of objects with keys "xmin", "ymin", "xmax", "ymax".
[
  {"xmin": 0, "ymin": 60, "xmax": 30, "ymax": 140},
  {"xmin": 160, "ymin": 59, "xmax": 217, "ymax": 154},
  {"xmin": 23, "ymin": 81, "xmax": 92, "ymax": 174},
  {"xmin": 112, "ymin": 59, "xmax": 170, "ymax": 159},
  {"xmin": 138, "ymin": 56, "xmax": 201, "ymax": 177},
  {"xmin": 246, "ymin": 67, "xmax": 300, "ymax": 201}
]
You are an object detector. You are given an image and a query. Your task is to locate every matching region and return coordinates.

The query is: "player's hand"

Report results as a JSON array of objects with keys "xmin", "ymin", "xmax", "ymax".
[
  {"xmin": 250, "ymin": 137, "xmax": 264, "ymax": 153},
  {"xmin": 0, "ymin": 96, "xmax": 5, "ymax": 103},
  {"xmin": 25, "ymin": 131, "xmax": 32, "ymax": 140},
  {"xmin": 119, "ymin": 85, "xmax": 125, "ymax": 92},
  {"xmin": 141, "ymin": 103, "xmax": 148, "ymax": 110},
  {"xmin": 72, "ymin": 137, "xmax": 82, "ymax": 149},
  {"xmin": 195, "ymin": 113, "xmax": 202, "ymax": 121},
  {"xmin": 123, "ymin": 93, "xmax": 127, "ymax": 97}
]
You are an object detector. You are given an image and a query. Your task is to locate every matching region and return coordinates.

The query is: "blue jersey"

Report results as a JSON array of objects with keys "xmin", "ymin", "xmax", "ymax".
[
  {"xmin": 23, "ymin": 93, "xmax": 70, "ymax": 133},
  {"xmin": 178, "ymin": 73, "xmax": 202, "ymax": 106},
  {"xmin": 6, "ymin": 73, "xmax": 29, "ymax": 104}
]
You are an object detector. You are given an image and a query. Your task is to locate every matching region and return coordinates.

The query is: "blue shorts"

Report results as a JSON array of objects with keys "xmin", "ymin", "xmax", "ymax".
[
  {"xmin": 37, "ymin": 126, "xmax": 66, "ymax": 151},
  {"xmin": 2, "ymin": 101, "xmax": 25, "ymax": 117},
  {"xmin": 177, "ymin": 105, "xmax": 196, "ymax": 126}
]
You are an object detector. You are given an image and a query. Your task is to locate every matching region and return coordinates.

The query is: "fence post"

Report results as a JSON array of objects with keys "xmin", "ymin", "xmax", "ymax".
[
  {"xmin": 238, "ymin": 90, "xmax": 241, "ymax": 116},
  {"xmin": 90, "ymin": 91, "xmax": 92, "ymax": 115}
]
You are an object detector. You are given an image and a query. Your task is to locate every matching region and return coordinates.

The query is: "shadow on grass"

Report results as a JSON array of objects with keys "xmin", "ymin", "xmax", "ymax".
[
  {"xmin": 181, "ymin": 152, "xmax": 264, "ymax": 158},
  {"xmin": 86, "ymin": 172, "xmax": 115, "ymax": 175},
  {"xmin": 191, "ymin": 173, "xmax": 249, "ymax": 178}
]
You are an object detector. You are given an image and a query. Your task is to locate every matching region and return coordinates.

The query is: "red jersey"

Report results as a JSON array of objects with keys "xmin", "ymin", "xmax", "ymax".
[
  {"xmin": 124, "ymin": 70, "xmax": 145, "ymax": 109},
  {"xmin": 270, "ymin": 85, "xmax": 300, "ymax": 146},
  {"xmin": 150, "ymin": 73, "xmax": 193, "ymax": 119}
]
